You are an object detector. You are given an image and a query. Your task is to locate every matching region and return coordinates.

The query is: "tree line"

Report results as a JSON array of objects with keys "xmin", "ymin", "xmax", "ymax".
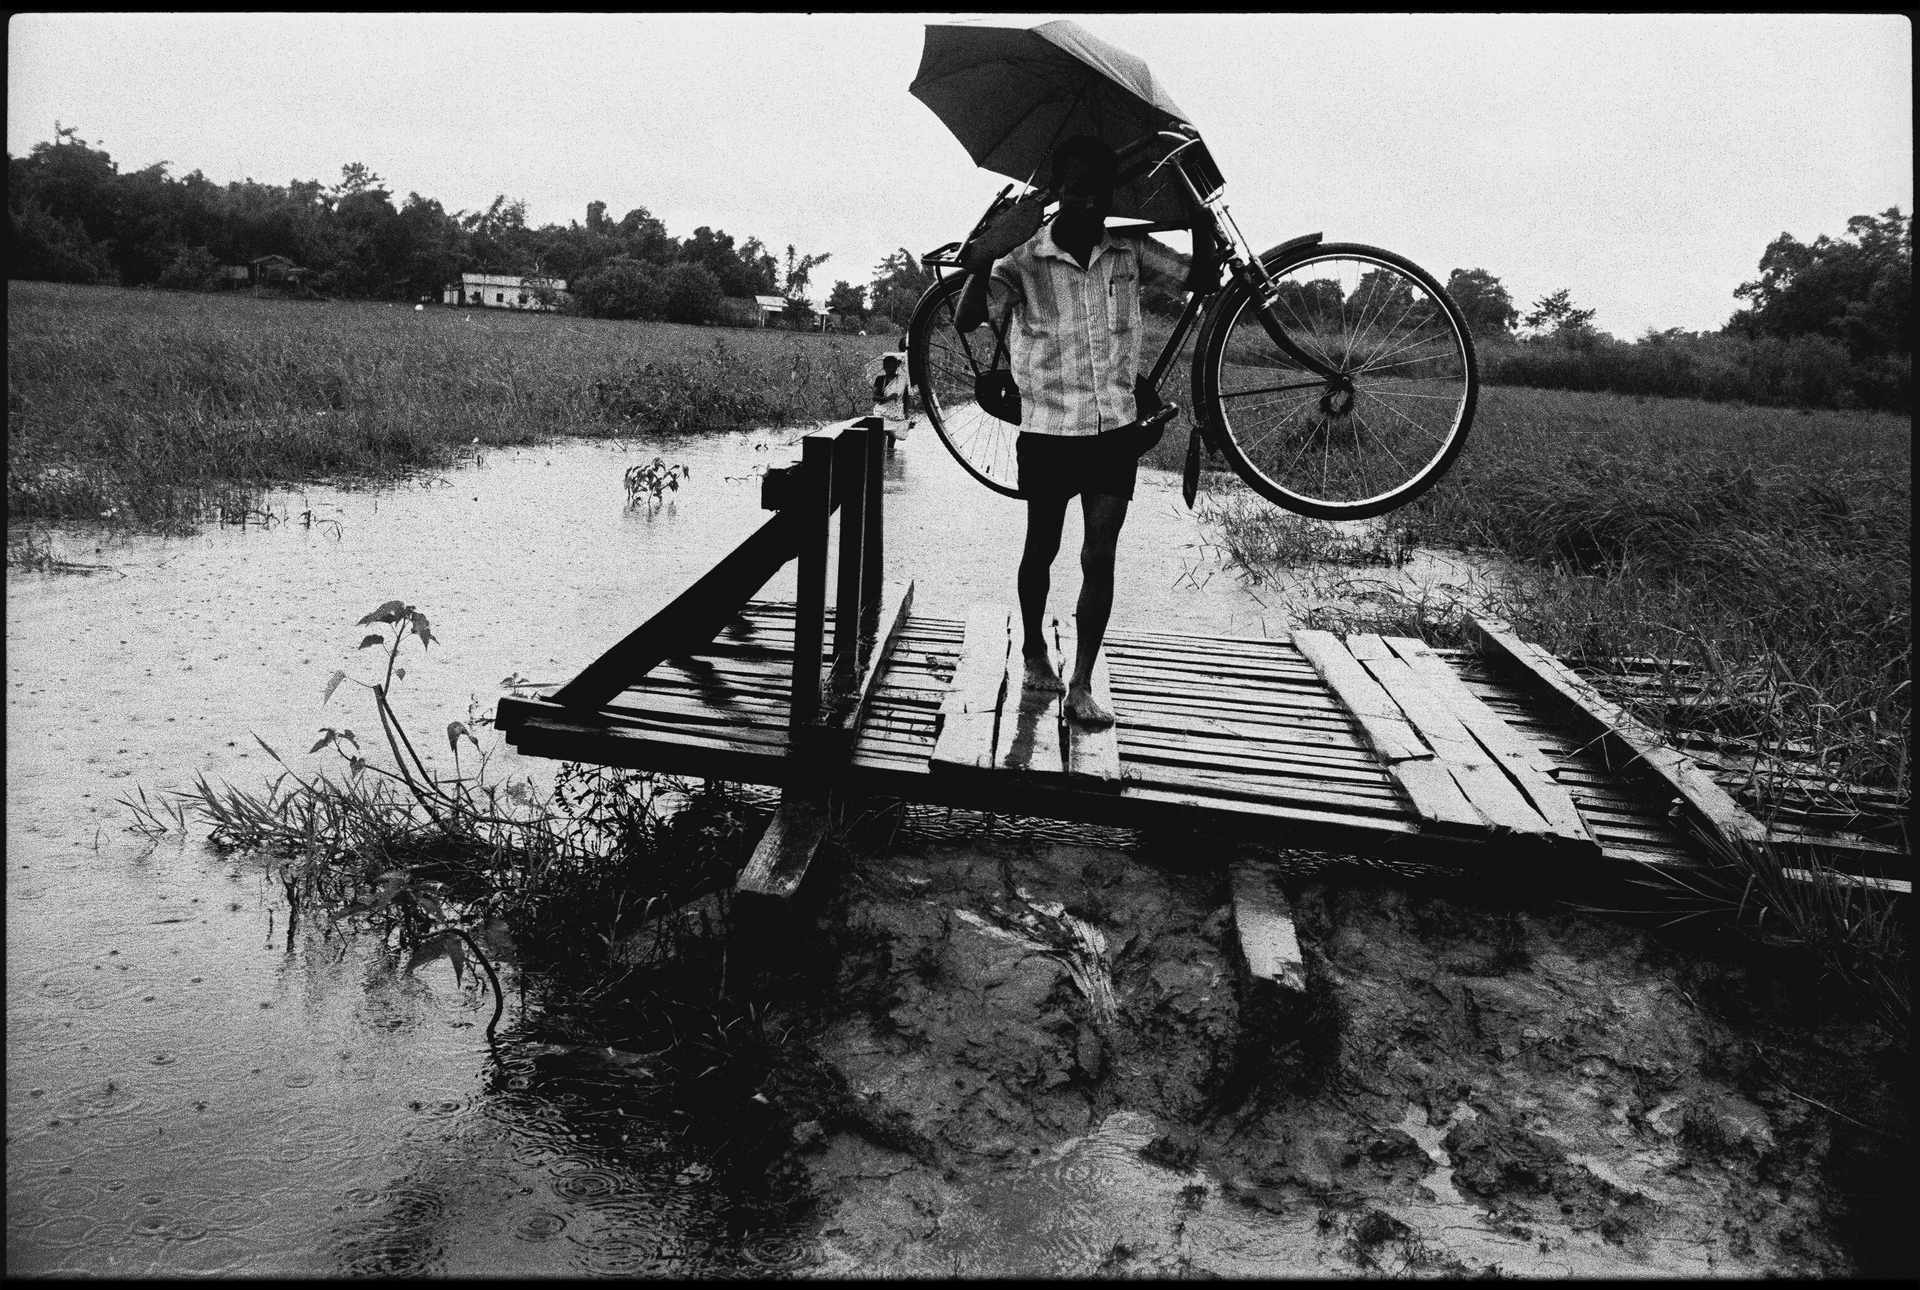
[
  {"xmin": 9, "ymin": 127, "xmax": 1908, "ymax": 405},
  {"xmin": 6, "ymin": 126, "xmax": 936, "ymax": 330},
  {"xmin": 1439, "ymin": 209, "xmax": 1910, "ymax": 410}
]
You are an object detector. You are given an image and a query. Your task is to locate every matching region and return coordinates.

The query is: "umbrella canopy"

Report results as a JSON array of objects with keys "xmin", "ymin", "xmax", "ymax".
[{"xmin": 910, "ymin": 20, "xmax": 1205, "ymax": 225}]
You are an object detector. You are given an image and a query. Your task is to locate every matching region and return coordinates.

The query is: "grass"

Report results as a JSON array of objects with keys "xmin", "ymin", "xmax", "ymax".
[
  {"xmin": 1209, "ymin": 385, "xmax": 1910, "ymax": 800},
  {"xmin": 6, "ymin": 280, "xmax": 905, "ymax": 533}
]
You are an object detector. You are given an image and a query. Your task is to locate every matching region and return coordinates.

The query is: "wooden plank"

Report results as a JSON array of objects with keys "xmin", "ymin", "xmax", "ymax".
[
  {"xmin": 735, "ymin": 790, "xmax": 831, "ymax": 901},
  {"xmin": 848, "ymin": 579, "xmax": 915, "ymax": 736},
  {"xmin": 1466, "ymin": 616, "xmax": 1772, "ymax": 852},
  {"xmin": 790, "ymin": 434, "xmax": 833, "ymax": 728},
  {"xmin": 1127, "ymin": 761, "xmax": 1413, "ymax": 819},
  {"xmin": 1292, "ymin": 629, "xmax": 1484, "ymax": 834},
  {"xmin": 1382, "ymin": 635, "xmax": 1600, "ymax": 855},
  {"xmin": 1779, "ymin": 869, "xmax": 1911, "ymax": 896},
  {"xmin": 550, "ymin": 509, "xmax": 798, "ymax": 709},
  {"xmin": 929, "ymin": 603, "xmax": 1011, "ymax": 773},
  {"xmin": 1290, "ymin": 630, "xmax": 1429, "ymax": 763},
  {"xmin": 1230, "ymin": 860, "xmax": 1307, "ymax": 993},
  {"xmin": 1357, "ymin": 648, "xmax": 1552, "ymax": 837},
  {"xmin": 995, "ymin": 617, "xmax": 1068, "ymax": 779},
  {"xmin": 1059, "ymin": 621, "xmax": 1121, "ymax": 790}
]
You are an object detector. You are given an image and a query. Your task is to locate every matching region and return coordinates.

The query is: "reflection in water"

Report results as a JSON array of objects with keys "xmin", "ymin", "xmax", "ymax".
[{"xmin": 8, "ymin": 425, "xmax": 1466, "ymax": 1277}]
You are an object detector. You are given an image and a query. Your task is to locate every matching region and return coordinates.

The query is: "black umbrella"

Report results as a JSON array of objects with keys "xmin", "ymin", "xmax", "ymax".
[{"xmin": 910, "ymin": 19, "xmax": 1207, "ymax": 224}]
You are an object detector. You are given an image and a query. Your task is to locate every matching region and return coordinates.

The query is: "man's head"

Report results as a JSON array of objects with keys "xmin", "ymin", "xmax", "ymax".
[
  {"xmin": 881, "ymin": 354, "xmax": 900, "ymax": 370},
  {"xmin": 1049, "ymin": 135, "xmax": 1118, "ymax": 239}
]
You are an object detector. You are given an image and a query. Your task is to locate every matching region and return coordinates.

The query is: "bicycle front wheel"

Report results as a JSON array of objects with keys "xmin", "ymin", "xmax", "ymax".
[
  {"xmin": 1194, "ymin": 243, "xmax": 1476, "ymax": 519},
  {"xmin": 906, "ymin": 272, "xmax": 1024, "ymax": 498}
]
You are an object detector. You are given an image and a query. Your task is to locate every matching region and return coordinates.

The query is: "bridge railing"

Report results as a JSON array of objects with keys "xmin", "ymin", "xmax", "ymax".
[{"xmin": 550, "ymin": 416, "xmax": 889, "ymax": 732}]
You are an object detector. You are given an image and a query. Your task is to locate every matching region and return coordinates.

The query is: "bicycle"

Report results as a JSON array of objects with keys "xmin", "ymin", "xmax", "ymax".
[{"xmin": 907, "ymin": 126, "xmax": 1477, "ymax": 520}]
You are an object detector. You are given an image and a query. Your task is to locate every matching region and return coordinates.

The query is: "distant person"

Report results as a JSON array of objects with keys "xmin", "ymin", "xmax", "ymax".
[
  {"xmin": 871, "ymin": 352, "xmax": 915, "ymax": 451},
  {"xmin": 953, "ymin": 135, "xmax": 1174, "ymax": 729}
]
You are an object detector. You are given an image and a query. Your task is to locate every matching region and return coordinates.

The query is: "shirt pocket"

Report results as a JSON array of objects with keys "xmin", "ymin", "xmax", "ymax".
[{"xmin": 1106, "ymin": 271, "xmax": 1136, "ymax": 334}]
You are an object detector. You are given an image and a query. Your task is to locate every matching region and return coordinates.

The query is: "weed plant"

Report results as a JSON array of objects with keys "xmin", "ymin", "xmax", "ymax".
[
  {"xmin": 7, "ymin": 280, "xmax": 898, "ymax": 530},
  {"xmin": 119, "ymin": 598, "xmax": 837, "ymax": 1190}
]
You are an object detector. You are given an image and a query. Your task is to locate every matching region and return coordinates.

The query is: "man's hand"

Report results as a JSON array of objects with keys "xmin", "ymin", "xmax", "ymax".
[{"xmin": 961, "ymin": 192, "xmax": 1046, "ymax": 273}]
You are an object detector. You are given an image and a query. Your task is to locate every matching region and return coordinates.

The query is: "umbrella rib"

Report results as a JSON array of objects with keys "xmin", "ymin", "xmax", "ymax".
[{"xmin": 970, "ymin": 85, "xmax": 1069, "ymax": 175}]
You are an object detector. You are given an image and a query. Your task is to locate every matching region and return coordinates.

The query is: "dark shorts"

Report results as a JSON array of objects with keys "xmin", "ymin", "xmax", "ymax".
[{"xmin": 1016, "ymin": 429, "xmax": 1139, "ymax": 502}]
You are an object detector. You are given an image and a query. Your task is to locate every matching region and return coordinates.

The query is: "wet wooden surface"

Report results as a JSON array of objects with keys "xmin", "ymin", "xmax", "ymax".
[{"xmin": 498, "ymin": 601, "xmax": 1810, "ymax": 880}]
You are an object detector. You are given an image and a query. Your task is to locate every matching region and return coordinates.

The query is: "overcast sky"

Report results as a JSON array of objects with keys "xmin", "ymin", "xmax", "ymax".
[{"xmin": 9, "ymin": 12, "xmax": 1911, "ymax": 335}]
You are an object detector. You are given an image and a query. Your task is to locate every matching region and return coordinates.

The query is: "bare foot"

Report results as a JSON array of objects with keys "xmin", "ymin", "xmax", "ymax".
[
  {"xmin": 1064, "ymin": 681, "xmax": 1115, "ymax": 728},
  {"xmin": 1023, "ymin": 652, "xmax": 1065, "ymax": 693}
]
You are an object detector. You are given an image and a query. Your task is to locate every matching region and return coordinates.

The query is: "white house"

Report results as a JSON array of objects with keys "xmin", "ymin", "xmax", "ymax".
[
  {"xmin": 754, "ymin": 294, "xmax": 790, "ymax": 325},
  {"xmin": 443, "ymin": 273, "xmax": 569, "ymax": 311}
]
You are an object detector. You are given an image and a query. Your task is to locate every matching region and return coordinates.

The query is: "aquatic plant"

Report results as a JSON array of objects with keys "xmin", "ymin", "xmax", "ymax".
[{"xmin": 623, "ymin": 457, "xmax": 691, "ymax": 512}]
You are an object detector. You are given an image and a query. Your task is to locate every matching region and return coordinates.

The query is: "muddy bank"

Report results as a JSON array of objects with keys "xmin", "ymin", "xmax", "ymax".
[{"xmin": 689, "ymin": 829, "xmax": 1906, "ymax": 1278}]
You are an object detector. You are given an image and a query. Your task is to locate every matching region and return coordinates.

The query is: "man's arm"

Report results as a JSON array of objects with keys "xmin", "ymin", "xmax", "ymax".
[
  {"xmin": 954, "ymin": 192, "xmax": 1045, "ymax": 332},
  {"xmin": 953, "ymin": 248, "xmax": 998, "ymax": 333}
]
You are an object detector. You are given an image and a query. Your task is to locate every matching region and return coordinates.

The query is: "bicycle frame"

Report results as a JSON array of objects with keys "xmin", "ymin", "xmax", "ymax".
[{"xmin": 920, "ymin": 131, "xmax": 1347, "ymax": 425}]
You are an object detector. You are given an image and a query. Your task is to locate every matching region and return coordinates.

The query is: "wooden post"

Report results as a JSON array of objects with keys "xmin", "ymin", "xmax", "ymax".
[
  {"xmin": 832, "ymin": 428, "xmax": 867, "ymax": 698},
  {"xmin": 861, "ymin": 416, "xmax": 885, "ymax": 635},
  {"xmin": 791, "ymin": 434, "xmax": 832, "ymax": 728}
]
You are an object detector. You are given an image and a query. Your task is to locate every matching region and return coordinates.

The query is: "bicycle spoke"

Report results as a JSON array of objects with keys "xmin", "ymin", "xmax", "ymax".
[{"xmin": 1216, "ymin": 377, "xmax": 1328, "ymax": 399}]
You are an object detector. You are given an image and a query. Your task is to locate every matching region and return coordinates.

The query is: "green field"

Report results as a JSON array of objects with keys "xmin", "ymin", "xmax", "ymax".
[{"xmin": 6, "ymin": 280, "xmax": 905, "ymax": 528}]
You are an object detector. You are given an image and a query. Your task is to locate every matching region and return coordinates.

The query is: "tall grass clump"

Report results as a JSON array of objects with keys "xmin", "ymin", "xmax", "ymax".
[
  {"xmin": 1207, "ymin": 386, "xmax": 1910, "ymax": 806},
  {"xmin": 1480, "ymin": 331, "xmax": 1910, "ymax": 412},
  {"xmin": 7, "ymin": 280, "xmax": 900, "ymax": 529}
]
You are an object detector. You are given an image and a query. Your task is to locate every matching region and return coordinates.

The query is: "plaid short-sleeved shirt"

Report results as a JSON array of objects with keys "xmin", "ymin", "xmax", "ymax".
[{"xmin": 988, "ymin": 225, "xmax": 1140, "ymax": 437}]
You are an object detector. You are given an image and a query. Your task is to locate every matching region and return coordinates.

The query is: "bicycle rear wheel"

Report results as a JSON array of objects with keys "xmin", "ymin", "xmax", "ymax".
[
  {"xmin": 906, "ymin": 272, "xmax": 1024, "ymax": 498},
  {"xmin": 1194, "ymin": 243, "xmax": 1476, "ymax": 519}
]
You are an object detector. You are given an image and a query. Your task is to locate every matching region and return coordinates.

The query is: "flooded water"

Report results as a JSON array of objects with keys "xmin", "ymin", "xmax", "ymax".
[{"xmin": 7, "ymin": 426, "xmax": 1488, "ymax": 1276}]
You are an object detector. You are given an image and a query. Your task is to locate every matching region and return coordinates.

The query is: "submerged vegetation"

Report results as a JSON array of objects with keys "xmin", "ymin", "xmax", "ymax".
[{"xmin": 6, "ymin": 280, "xmax": 896, "ymax": 532}]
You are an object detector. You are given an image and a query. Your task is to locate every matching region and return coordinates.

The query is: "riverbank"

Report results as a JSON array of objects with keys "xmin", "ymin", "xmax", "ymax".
[{"xmin": 6, "ymin": 280, "xmax": 902, "ymax": 530}]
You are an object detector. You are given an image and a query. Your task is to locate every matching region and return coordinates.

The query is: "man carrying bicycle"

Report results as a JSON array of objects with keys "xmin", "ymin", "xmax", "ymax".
[{"xmin": 953, "ymin": 134, "xmax": 1164, "ymax": 729}]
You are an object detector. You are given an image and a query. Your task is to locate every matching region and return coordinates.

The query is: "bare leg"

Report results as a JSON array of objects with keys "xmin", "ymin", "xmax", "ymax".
[
  {"xmin": 1065, "ymin": 491, "xmax": 1128, "ymax": 726},
  {"xmin": 1019, "ymin": 493, "xmax": 1069, "ymax": 692}
]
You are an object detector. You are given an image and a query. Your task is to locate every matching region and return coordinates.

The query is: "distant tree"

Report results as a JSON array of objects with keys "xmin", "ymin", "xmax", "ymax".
[
  {"xmin": 682, "ymin": 225, "xmax": 772, "ymax": 296},
  {"xmin": 660, "ymin": 262, "xmax": 722, "ymax": 324},
  {"xmin": 868, "ymin": 247, "xmax": 935, "ymax": 327},
  {"xmin": 827, "ymin": 279, "xmax": 866, "ymax": 317},
  {"xmin": 1274, "ymin": 276, "xmax": 1345, "ymax": 319},
  {"xmin": 586, "ymin": 200, "xmax": 609, "ymax": 235},
  {"xmin": 780, "ymin": 244, "xmax": 830, "ymax": 304},
  {"xmin": 1446, "ymin": 268, "xmax": 1518, "ymax": 338},
  {"xmin": 1350, "ymin": 268, "xmax": 1416, "ymax": 321},
  {"xmin": 331, "ymin": 162, "xmax": 384, "ymax": 199},
  {"xmin": 1728, "ymin": 207, "xmax": 1911, "ymax": 360},
  {"xmin": 572, "ymin": 255, "xmax": 666, "ymax": 320},
  {"xmin": 1523, "ymin": 288, "xmax": 1598, "ymax": 342},
  {"xmin": 156, "ymin": 244, "xmax": 219, "ymax": 290}
]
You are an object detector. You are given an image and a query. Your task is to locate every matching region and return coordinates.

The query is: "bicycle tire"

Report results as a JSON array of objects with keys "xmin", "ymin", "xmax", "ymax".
[
  {"xmin": 906, "ymin": 272, "xmax": 1025, "ymax": 499},
  {"xmin": 1193, "ymin": 242, "xmax": 1477, "ymax": 520}
]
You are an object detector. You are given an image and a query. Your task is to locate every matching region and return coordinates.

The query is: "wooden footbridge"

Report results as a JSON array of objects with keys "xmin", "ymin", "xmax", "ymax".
[{"xmin": 497, "ymin": 419, "xmax": 1908, "ymax": 906}]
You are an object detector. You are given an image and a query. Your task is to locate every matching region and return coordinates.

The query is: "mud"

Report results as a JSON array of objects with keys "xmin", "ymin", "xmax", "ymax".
[{"xmin": 737, "ymin": 832, "xmax": 1905, "ymax": 1278}]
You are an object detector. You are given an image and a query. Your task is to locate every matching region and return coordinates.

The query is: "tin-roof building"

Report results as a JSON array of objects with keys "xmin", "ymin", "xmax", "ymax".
[{"xmin": 443, "ymin": 273, "xmax": 569, "ymax": 311}]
